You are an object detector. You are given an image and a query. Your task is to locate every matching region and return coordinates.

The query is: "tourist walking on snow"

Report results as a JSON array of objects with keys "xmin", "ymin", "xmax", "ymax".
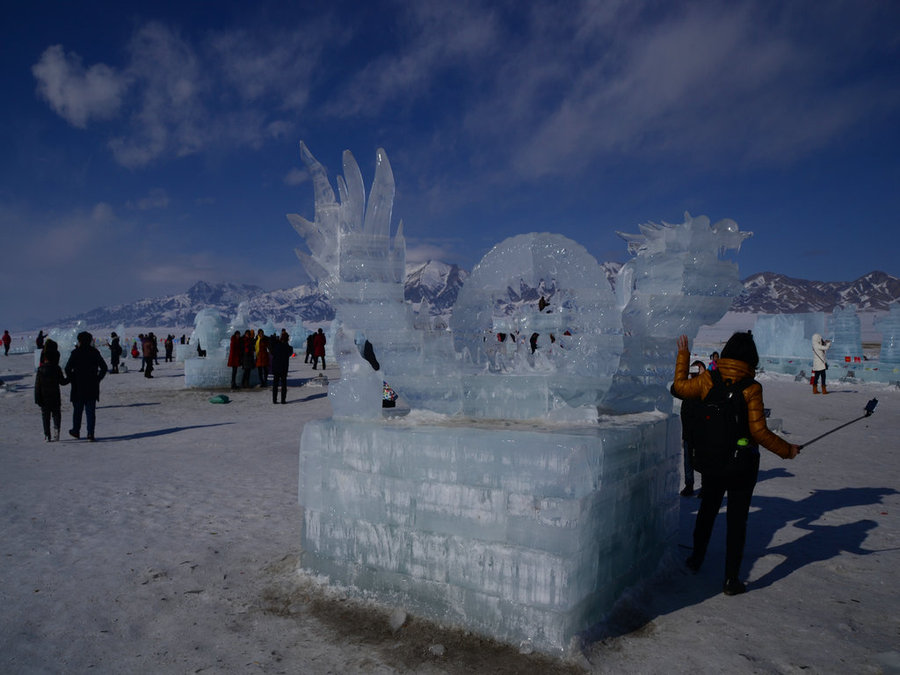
[
  {"xmin": 141, "ymin": 334, "xmax": 155, "ymax": 378},
  {"xmin": 305, "ymin": 332, "xmax": 315, "ymax": 363},
  {"xmin": 241, "ymin": 329, "xmax": 255, "ymax": 388},
  {"xmin": 34, "ymin": 339, "xmax": 69, "ymax": 442},
  {"xmin": 227, "ymin": 331, "xmax": 242, "ymax": 389},
  {"xmin": 270, "ymin": 332, "xmax": 293, "ymax": 404},
  {"xmin": 311, "ymin": 328, "xmax": 326, "ymax": 370},
  {"xmin": 255, "ymin": 328, "xmax": 270, "ymax": 387},
  {"xmin": 2, "ymin": 330, "xmax": 11, "ymax": 355},
  {"xmin": 164, "ymin": 334, "xmax": 174, "ymax": 362},
  {"xmin": 108, "ymin": 332, "xmax": 122, "ymax": 374},
  {"xmin": 811, "ymin": 333, "xmax": 831, "ymax": 394},
  {"xmin": 672, "ymin": 332, "xmax": 799, "ymax": 596},
  {"xmin": 65, "ymin": 331, "xmax": 108, "ymax": 441}
]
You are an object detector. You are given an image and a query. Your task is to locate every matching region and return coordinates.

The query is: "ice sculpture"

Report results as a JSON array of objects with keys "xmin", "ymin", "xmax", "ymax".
[
  {"xmin": 753, "ymin": 313, "xmax": 826, "ymax": 358},
  {"xmin": 876, "ymin": 304, "xmax": 900, "ymax": 365},
  {"xmin": 829, "ymin": 304, "xmax": 863, "ymax": 360},
  {"xmin": 35, "ymin": 323, "xmax": 84, "ymax": 369},
  {"xmin": 291, "ymin": 143, "xmax": 747, "ymax": 654},
  {"xmin": 183, "ymin": 308, "xmax": 233, "ymax": 388},
  {"xmin": 606, "ymin": 214, "xmax": 750, "ymax": 412}
]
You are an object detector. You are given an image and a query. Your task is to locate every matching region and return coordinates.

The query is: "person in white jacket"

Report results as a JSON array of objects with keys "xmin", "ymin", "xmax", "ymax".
[{"xmin": 811, "ymin": 333, "xmax": 831, "ymax": 394}]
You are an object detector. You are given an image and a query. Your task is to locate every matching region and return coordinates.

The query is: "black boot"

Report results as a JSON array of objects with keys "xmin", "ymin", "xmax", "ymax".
[{"xmin": 723, "ymin": 577, "xmax": 747, "ymax": 595}]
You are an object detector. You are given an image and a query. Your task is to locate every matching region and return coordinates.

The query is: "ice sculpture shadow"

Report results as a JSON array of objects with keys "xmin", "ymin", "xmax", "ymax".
[{"xmin": 98, "ymin": 422, "xmax": 234, "ymax": 441}]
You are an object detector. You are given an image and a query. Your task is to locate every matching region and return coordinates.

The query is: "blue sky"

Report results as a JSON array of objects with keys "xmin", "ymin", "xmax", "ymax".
[{"xmin": 2, "ymin": 1, "xmax": 899, "ymax": 329}]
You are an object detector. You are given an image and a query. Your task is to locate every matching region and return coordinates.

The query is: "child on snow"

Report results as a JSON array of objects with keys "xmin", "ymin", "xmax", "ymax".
[{"xmin": 34, "ymin": 339, "xmax": 69, "ymax": 442}]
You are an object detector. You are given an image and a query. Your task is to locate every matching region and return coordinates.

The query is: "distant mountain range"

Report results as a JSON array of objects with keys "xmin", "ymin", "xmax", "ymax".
[
  {"xmin": 731, "ymin": 270, "xmax": 900, "ymax": 313},
  {"xmin": 55, "ymin": 264, "xmax": 899, "ymax": 329}
]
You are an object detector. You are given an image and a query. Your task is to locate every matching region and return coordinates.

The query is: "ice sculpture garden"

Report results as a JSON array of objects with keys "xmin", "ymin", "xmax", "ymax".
[
  {"xmin": 292, "ymin": 142, "xmax": 750, "ymax": 654},
  {"xmin": 750, "ymin": 304, "xmax": 900, "ymax": 383}
]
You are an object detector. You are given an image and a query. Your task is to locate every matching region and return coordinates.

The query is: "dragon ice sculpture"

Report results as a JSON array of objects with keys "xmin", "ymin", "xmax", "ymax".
[{"xmin": 288, "ymin": 143, "xmax": 751, "ymax": 417}]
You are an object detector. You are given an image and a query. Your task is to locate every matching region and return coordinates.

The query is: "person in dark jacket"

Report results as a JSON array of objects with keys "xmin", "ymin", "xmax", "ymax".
[
  {"xmin": 164, "ymin": 334, "xmax": 174, "ymax": 362},
  {"xmin": 672, "ymin": 332, "xmax": 799, "ymax": 596},
  {"xmin": 65, "ymin": 331, "xmax": 108, "ymax": 441},
  {"xmin": 671, "ymin": 359, "xmax": 706, "ymax": 497},
  {"xmin": 305, "ymin": 332, "xmax": 315, "ymax": 363},
  {"xmin": 35, "ymin": 339, "xmax": 69, "ymax": 441},
  {"xmin": 108, "ymin": 332, "xmax": 122, "ymax": 374},
  {"xmin": 269, "ymin": 332, "xmax": 294, "ymax": 404}
]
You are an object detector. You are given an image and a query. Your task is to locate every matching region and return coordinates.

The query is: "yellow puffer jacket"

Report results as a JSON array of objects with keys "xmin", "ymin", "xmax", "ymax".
[{"xmin": 672, "ymin": 350, "xmax": 794, "ymax": 459}]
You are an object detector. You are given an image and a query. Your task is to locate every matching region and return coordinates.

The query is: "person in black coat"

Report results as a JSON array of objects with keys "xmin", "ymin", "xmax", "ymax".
[
  {"xmin": 64, "ymin": 331, "xmax": 108, "ymax": 441},
  {"xmin": 109, "ymin": 332, "xmax": 122, "ymax": 374},
  {"xmin": 269, "ymin": 332, "xmax": 294, "ymax": 404},
  {"xmin": 34, "ymin": 339, "xmax": 69, "ymax": 441}
]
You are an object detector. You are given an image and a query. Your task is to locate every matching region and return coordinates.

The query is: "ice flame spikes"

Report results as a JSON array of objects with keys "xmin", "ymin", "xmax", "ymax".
[
  {"xmin": 342, "ymin": 150, "xmax": 366, "ymax": 231},
  {"xmin": 363, "ymin": 148, "xmax": 394, "ymax": 237}
]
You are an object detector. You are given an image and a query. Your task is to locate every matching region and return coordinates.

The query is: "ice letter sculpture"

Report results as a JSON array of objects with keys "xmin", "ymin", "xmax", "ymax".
[
  {"xmin": 829, "ymin": 304, "xmax": 863, "ymax": 361},
  {"xmin": 876, "ymin": 303, "xmax": 900, "ymax": 365},
  {"xmin": 292, "ymin": 143, "xmax": 748, "ymax": 654}
]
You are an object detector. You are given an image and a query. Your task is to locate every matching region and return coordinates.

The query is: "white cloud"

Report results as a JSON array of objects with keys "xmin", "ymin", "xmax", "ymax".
[
  {"xmin": 284, "ymin": 168, "xmax": 308, "ymax": 186},
  {"xmin": 32, "ymin": 45, "xmax": 128, "ymax": 128},
  {"xmin": 129, "ymin": 189, "xmax": 170, "ymax": 211}
]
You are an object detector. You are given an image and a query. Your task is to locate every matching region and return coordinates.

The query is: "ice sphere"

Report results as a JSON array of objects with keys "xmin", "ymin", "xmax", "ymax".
[
  {"xmin": 829, "ymin": 305, "xmax": 862, "ymax": 360},
  {"xmin": 753, "ymin": 313, "xmax": 826, "ymax": 358},
  {"xmin": 875, "ymin": 303, "xmax": 900, "ymax": 365}
]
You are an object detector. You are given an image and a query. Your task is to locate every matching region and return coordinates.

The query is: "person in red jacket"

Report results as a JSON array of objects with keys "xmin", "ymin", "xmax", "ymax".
[
  {"xmin": 311, "ymin": 328, "xmax": 327, "ymax": 370},
  {"xmin": 2, "ymin": 330, "xmax": 11, "ymax": 355},
  {"xmin": 227, "ymin": 331, "xmax": 242, "ymax": 390}
]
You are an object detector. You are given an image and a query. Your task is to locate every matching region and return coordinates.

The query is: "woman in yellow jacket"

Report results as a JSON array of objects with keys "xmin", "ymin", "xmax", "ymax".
[{"xmin": 672, "ymin": 331, "xmax": 800, "ymax": 595}]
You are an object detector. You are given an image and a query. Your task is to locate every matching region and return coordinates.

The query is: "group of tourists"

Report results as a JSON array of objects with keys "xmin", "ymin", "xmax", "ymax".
[{"xmin": 227, "ymin": 328, "xmax": 297, "ymax": 404}]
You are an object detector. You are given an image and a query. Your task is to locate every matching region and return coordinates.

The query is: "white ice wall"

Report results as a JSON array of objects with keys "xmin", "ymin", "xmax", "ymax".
[{"xmin": 298, "ymin": 413, "xmax": 680, "ymax": 654}]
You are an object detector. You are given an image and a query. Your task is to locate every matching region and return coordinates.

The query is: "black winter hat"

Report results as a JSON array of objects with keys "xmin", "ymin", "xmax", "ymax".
[{"xmin": 721, "ymin": 331, "xmax": 759, "ymax": 369}]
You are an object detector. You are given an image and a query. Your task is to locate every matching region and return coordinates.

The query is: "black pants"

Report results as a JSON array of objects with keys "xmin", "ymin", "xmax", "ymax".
[
  {"xmin": 691, "ymin": 451, "xmax": 760, "ymax": 579},
  {"xmin": 272, "ymin": 372, "xmax": 287, "ymax": 403},
  {"xmin": 231, "ymin": 366, "xmax": 239, "ymax": 388},
  {"xmin": 41, "ymin": 406, "xmax": 61, "ymax": 438},
  {"xmin": 813, "ymin": 369, "xmax": 826, "ymax": 387}
]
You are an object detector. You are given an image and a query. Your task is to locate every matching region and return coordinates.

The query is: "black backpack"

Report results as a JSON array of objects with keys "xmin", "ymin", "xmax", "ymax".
[{"xmin": 689, "ymin": 369, "xmax": 757, "ymax": 476}]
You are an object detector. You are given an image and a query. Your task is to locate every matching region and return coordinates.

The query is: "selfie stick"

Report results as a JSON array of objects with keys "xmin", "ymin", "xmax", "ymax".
[{"xmin": 797, "ymin": 398, "xmax": 878, "ymax": 450}]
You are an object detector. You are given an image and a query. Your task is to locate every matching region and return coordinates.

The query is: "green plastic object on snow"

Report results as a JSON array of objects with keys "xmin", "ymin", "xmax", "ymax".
[{"xmin": 208, "ymin": 394, "xmax": 230, "ymax": 404}]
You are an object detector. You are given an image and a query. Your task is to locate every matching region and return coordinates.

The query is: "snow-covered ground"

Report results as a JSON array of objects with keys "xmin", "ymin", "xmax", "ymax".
[{"xmin": 1, "ymin": 336, "xmax": 899, "ymax": 673}]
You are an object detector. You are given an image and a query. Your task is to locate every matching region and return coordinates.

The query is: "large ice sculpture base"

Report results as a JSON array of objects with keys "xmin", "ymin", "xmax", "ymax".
[{"xmin": 298, "ymin": 413, "xmax": 680, "ymax": 654}]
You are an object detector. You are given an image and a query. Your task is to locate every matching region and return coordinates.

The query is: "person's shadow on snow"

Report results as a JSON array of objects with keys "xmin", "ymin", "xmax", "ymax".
[{"xmin": 746, "ymin": 486, "xmax": 897, "ymax": 589}]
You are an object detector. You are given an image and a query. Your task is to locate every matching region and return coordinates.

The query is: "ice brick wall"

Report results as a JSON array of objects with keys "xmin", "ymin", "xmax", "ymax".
[{"xmin": 298, "ymin": 414, "xmax": 680, "ymax": 654}]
